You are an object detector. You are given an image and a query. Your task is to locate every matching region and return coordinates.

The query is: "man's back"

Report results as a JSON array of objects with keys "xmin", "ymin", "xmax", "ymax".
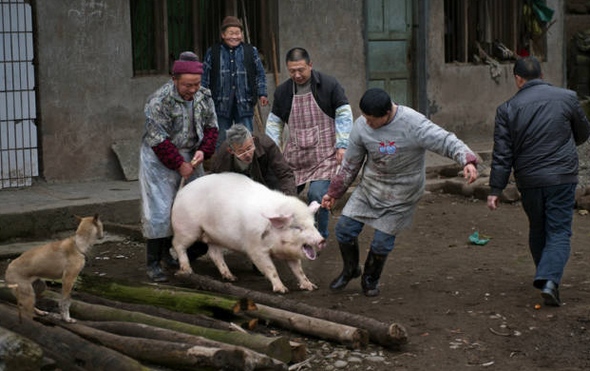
[{"xmin": 493, "ymin": 79, "xmax": 589, "ymax": 189}]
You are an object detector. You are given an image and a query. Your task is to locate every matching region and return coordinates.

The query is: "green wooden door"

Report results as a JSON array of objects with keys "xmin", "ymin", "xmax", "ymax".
[{"xmin": 366, "ymin": 0, "xmax": 413, "ymax": 106}]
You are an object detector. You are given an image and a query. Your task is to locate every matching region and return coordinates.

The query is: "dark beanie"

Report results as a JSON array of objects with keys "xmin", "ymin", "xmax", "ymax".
[
  {"xmin": 221, "ymin": 16, "xmax": 243, "ymax": 31},
  {"xmin": 172, "ymin": 51, "xmax": 203, "ymax": 75}
]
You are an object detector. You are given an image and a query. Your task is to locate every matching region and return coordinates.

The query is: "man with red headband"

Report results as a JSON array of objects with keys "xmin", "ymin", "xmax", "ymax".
[{"xmin": 139, "ymin": 51, "xmax": 218, "ymax": 282}]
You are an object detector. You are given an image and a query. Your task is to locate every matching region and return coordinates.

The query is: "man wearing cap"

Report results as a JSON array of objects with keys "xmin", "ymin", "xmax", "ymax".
[
  {"xmin": 202, "ymin": 15, "xmax": 268, "ymax": 147},
  {"xmin": 139, "ymin": 51, "xmax": 218, "ymax": 282}
]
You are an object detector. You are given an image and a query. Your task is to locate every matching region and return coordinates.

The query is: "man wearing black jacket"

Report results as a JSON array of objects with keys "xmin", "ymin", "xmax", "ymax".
[{"xmin": 488, "ymin": 56, "xmax": 590, "ymax": 306}]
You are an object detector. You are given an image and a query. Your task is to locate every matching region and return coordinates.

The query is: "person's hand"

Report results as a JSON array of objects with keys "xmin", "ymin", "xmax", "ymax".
[
  {"xmin": 191, "ymin": 150, "xmax": 204, "ymax": 167},
  {"xmin": 178, "ymin": 162, "xmax": 194, "ymax": 179},
  {"xmin": 321, "ymin": 194, "xmax": 336, "ymax": 210},
  {"xmin": 335, "ymin": 148, "xmax": 346, "ymax": 164},
  {"xmin": 259, "ymin": 96, "xmax": 269, "ymax": 107},
  {"xmin": 487, "ymin": 195, "xmax": 499, "ymax": 211},
  {"xmin": 463, "ymin": 163, "xmax": 478, "ymax": 184}
]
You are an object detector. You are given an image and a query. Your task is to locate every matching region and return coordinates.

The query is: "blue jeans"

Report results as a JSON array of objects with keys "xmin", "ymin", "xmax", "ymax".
[
  {"xmin": 520, "ymin": 183, "xmax": 576, "ymax": 288},
  {"xmin": 335, "ymin": 215, "xmax": 396, "ymax": 255},
  {"xmin": 216, "ymin": 115, "xmax": 253, "ymax": 148},
  {"xmin": 298, "ymin": 180, "xmax": 330, "ymax": 239}
]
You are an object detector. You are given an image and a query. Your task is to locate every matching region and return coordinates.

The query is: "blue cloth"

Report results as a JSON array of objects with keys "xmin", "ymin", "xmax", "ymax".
[
  {"xmin": 520, "ymin": 183, "xmax": 576, "ymax": 288},
  {"xmin": 202, "ymin": 43, "xmax": 266, "ymax": 120},
  {"xmin": 297, "ymin": 180, "xmax": 331, "ymax": 239},
  {"xmin": 335, "ymin": 215, "xmax": 397, "ymax": 255}
]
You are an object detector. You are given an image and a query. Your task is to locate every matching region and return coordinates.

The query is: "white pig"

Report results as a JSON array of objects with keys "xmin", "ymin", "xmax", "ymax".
[{"xmin": 171, "ymin": 172, "xmax": 326, "ymax": 293}]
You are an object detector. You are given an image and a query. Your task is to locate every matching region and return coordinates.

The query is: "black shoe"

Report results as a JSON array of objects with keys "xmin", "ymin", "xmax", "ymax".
[
  {"xmin": 361, "ymin": 251, "xmax": 388, "ymax": 297},
  {"xmin": 146, "ymin": 262, "xmax": 168, "ymax": 282},
  {"xmin": 146, "ymin": 238, "xmax": 169, "ymax": 282},
  {"xmin": 330, "ymin": 239, "xmax": 361, "ymax": 291},
  {"xmin": 541, "ymin": 280, "xmax": 561, "ymax": 307}
]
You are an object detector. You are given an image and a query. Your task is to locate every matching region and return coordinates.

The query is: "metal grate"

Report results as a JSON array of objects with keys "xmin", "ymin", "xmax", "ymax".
[{"xmin": 0, "ymin": 0, "xmax": 38, "ymax": 189}]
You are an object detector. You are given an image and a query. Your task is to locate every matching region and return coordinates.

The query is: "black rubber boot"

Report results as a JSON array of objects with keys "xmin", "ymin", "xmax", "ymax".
[
  {"xmin": 146, "ymin": 238, "xmax": 168, "ymax": 282},
  {"xmin": 161, "ymin": 237, "xmax": 180, "ymax": 270},
  {"xmin": 361, "ymin": 251, "xmax": 388, "ymax": 297},
  {"xmin": 330, "ymin": 239, "xmax": 361, "ymax": 291}
]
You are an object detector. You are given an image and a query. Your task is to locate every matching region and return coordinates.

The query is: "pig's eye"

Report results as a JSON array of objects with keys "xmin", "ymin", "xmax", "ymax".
[{"xmin": 291, "ymin": 225, "xmax": 303, "ymax": 232}]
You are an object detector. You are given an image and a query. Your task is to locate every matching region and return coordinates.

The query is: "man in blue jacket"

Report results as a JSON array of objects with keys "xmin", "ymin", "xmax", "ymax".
[
  {"xmin": 488, "ymin": 56, "xmax": 590, "ymax": 306},
  {"xmin": 202, "ymin": 16, "xmax": 268, "ymax": 147}
]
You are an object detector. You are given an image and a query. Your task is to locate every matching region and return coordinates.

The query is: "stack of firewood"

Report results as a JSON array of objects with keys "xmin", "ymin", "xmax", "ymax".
[{"xmin": 0, "ymin": 274, "xmax": 407, "ymax": 370}]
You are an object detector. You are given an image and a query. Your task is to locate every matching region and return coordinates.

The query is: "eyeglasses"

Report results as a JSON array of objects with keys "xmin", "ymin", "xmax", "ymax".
[{"xmin": 232, "ymin": 143, "xmax": 255, "ymax": 159}]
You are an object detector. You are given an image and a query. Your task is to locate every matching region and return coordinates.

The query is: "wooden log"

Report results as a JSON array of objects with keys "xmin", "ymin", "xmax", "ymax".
[
  {"xmin": 0, "ymin": 325, "xmax": 44, "ymax": 371},
  {"xmin": 0, "ymin": 303, "xmax": 148, "ymax": 371},
  {"xmin": 77, "ymin": 278, "xmax": 366, "ymax": 348},
  {"xmin": 39, "ymin": 316, "xmax": 251, "ymax": 371},
  {"xmin": 247, "ymin": 304, "xmax": 369, "ymax": 349},
  {"xmin": 77, "ymin": 274, "xmax": 255, "ymax": 319},
  {"xmin": 37, "ymin": 289, "xmax": 292, "ymax": 363},
  {"xmin": 72, "ymin": 290, "xmax": 243, "ymax": 332},
  {"xmin": 78, "ymin": 320, "xmax": 287, "ymax": 371},
  {"xmin": 178, "ymin": 273, "xmax": 408, "ymax": 348}
]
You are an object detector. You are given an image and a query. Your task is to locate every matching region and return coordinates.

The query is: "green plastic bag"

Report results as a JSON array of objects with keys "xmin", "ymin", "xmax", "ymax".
[{"xmin": 469, "ymin": 231, "xmax": 490, "ymax": 246}]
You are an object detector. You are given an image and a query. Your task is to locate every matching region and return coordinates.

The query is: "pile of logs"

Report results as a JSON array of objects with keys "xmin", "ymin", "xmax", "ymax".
[{"xmin": 0, "ymin": 274, "xmax": 407, "ymax": 370}]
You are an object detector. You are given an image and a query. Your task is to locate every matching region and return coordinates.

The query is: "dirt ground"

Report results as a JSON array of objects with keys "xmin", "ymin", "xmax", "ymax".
[{"xmin": 2, "ymin": 191, "xmax": 590, "ymax": 370}]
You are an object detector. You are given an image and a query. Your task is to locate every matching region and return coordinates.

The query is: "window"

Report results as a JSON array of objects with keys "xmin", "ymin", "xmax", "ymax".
[
  {"xmin": 444, "ymin": 0, "xmax": 553, "ymax": 64},
  {"xmin": 130, "ymin": 0, "xmax": 277, "ymax": 76}
]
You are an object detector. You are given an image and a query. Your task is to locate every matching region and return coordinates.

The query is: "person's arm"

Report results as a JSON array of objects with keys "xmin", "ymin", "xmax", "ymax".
[
  {"xmin": 263, "ymin": 137, "xmax": 297, "ymax": 196},
  {"xmin": 570, "ymin": 97, "xmax": 590, "ymax": 145},
  {"xmin": 335, "ymin": 104, "xmax": 353, "ymax": 149},
  {"xmin": 323, "ymin": 120, "xmax": 366, "ymax": 208},
  {"xmin": 488, "ymin": 105, "xmax": 513, "ymax": 196},
  {"xmin": 252, "ymin": 46, "xmax": 268, "ymax": 106},
  {"xmin": 412, "ymin": 114, "xmax": 479, "ymax": 172},
  {"xmin": 144, "ymin": 94, "xmax": 185, "ymax": 171},
  {"xmin": 197, "ymin": 92, "xmax": 219, "ymax": 160},
  {"xmin": 265, "ymin": 112, "xmax": 285, "ymax": 148},
  {"xmin": 201, "ymin": 48, "xmax": 212, "ymax": 89}
]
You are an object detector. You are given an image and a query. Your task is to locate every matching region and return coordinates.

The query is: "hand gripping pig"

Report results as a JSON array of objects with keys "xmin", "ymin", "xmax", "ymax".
[{"xmin": 171, "ymin": 172, "xmax": 326, "ymax": 293}]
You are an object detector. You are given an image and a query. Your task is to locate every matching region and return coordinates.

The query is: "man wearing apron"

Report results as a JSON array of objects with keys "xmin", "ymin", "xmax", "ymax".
[
  {"xmin": 139, "ymin": 52, "xmax": 218, "ymax": 282},
  {"xmin": 266, "ymin": 47, "xmax": 353, "ymax": 239}
]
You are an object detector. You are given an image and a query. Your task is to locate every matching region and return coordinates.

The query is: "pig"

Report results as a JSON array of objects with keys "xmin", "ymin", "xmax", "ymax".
[{"xmin": 171, "ymin": 172, "xmax": 326, "ymax": 293}]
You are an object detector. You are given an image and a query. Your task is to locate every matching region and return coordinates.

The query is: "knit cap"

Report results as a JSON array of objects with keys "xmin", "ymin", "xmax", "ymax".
[
  {"xmin": 172, "ymin": 51, "xmax": 203, "ymax": 75},
  {"xmin": 221, "ymin": 16, "xmax": 243, "ymax": 31}
]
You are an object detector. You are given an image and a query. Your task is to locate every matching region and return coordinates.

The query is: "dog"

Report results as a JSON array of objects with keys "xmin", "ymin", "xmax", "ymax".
[{"xmin": 5, "ymin": 214, "xmax": 104, "ymax": 322}]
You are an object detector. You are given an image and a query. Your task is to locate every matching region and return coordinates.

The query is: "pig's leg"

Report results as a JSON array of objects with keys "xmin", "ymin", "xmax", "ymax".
[
  {"xmin": 172, "ymin": 236, "xmax": 194, "ymax": 275},
  {"xmin": 286, "ymin": 260, "xmax": 318, "ymax": 291},
  {"xmin": 250, "ymin": 254, "xmax": 289, "ymax": 294},
  {"xmin": 207, "ymin": 245, "xmax": 237, "ymax": 281}
]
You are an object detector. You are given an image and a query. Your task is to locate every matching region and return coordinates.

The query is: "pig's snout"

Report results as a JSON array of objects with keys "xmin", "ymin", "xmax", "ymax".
[{"xmin": 318, "ymin": 239, "xmax": 327, "ymax": 250}]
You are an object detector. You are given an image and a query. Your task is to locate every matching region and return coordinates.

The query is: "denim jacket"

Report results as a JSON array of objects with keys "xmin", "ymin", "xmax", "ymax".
[{"xmin": 202, "ymin": 43, "xmax": 267, "ymax": 119}]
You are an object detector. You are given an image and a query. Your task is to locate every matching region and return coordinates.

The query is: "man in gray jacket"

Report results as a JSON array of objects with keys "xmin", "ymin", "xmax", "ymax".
[{"xmin": 488, "ymin": 56, "xmax": 590, "ymax": 306}]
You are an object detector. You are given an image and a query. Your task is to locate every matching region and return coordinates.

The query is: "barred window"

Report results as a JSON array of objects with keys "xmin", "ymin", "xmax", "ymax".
[
  {"xmin": 444, "ymin": 0, "xmax": 553, "ymax": 64},
  {"xmin": 130, "ymin": 0, "xmax": 277, "ymax": 76}
]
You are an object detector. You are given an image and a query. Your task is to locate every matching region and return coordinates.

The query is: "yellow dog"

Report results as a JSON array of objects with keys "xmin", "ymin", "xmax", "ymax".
[{"xmin": 5, "ymin": 215, "xmax": 103, "ymax": 322}]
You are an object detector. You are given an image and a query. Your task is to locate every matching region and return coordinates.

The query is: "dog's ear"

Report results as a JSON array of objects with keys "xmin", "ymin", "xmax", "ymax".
[
  {"xmin": 93, "ymin": 214, "xmax": 100, "ymax": 222},
  {"xmin": 74, "ymin": 215, "xmax": 82, "ymax": 222}
]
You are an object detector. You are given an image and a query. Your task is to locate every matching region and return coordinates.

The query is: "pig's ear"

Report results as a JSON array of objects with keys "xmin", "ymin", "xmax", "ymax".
[
  {"xmin": 266, "ymin": 214, "xmax": 293, "ymax": 229},
  {"xmin": 308, "ymin": 201, "xmax": 321, "ymax": 214}
]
